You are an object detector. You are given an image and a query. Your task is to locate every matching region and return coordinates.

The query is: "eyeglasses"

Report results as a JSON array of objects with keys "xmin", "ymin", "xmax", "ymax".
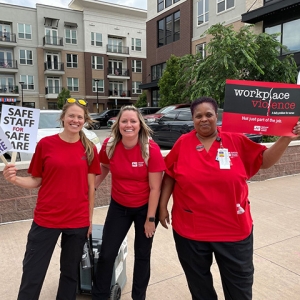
[{"xmin": 66, "ymin": 98, "xmax": 87, "ymax": 106}]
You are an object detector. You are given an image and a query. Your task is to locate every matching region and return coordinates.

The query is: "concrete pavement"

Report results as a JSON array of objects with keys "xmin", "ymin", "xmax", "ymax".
[{"xmin": 1, "ymin": 174, "xmax": 300, "ymax": 299}]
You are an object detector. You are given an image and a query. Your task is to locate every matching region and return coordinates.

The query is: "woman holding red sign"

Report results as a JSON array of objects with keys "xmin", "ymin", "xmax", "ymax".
[
  {"xmin": 2, "ymin": 98, "xmax": 100, "ymax": 300},
  {"xmin": 159, "ymin": 96, "xmax": 300, "ymax": 300}
]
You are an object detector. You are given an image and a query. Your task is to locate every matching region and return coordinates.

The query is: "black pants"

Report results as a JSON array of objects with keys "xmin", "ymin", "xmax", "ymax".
[
  {"xmin": 17, "ymin": 221, "xmax": 88, "ymax": 300},
  {"xmin": 173, "ymin": 229, "xmax": 254, "ymax": 300},
  {"xmin": 92, "ymin": 199, "xmax": 156, "ymax": 300}
]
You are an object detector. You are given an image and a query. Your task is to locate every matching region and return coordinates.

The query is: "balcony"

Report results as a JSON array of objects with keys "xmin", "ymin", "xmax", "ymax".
[
  {"xmin": 44, "ymin": 62, "xmax": 65, "ymax": 75},
  {"xmin": 43, "ymin": 36, "xmax": 64, "ymax": 49},
  {"xmin": 106, "ymin": 44, "xmax": 129, "ymax": 56},
  {"xmin": 45, "ymin": 86, "xmax": 62, "ymax": 99},
  {"xmin": 0, "ymin": 59, "xmax": 18, "ymax": 73},
  {"xmin": 0, "ymin": 85, "xmax": 19, "ymax": 95},
  {"xmin": 0, "ymin": 32, "xmax": 17, "ymax": 47},
  {"xmin": 107, "ymin": 68, "xmax": 130, "ymax": 78},
  {"xmin": 108, "ymin": 89, "xmax": 131, "ymax": 98}
]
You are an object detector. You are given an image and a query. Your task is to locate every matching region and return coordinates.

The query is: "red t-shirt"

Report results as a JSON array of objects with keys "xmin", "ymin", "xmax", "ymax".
[
  {"xmin": 28, "ymin": 134, "xmax": 101, "ymax": 228},
  {"xmin": 99, "ymin": 138, "xmax": 165, "ymax": 207},
  {"xmin": 165, "ymin": 129, "xmax": 267, "ymax": 242}
]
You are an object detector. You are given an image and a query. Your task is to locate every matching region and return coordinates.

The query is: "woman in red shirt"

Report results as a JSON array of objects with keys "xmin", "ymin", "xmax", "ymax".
[
  {"xmin": 159, "ymin": 96, "xmax": 300, "ymax": 300},
  {"xmin": 3, "ymin": 99, "xmax": 100, "ymax": 300},
  {"xmin": 92, "ymin": 105, "xmax": 165, "ymax": 300}
]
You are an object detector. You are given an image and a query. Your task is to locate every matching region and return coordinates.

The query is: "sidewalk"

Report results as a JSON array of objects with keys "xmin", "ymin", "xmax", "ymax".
[{"xmin": 1, "ymin": 174, "xmax": 300, "ymax": 299}]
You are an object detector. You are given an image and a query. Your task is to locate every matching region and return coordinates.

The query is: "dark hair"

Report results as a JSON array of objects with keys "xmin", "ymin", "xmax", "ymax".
[{"xmin": 190, "ymin": 97, "xmax": 218, "ymax": 116}]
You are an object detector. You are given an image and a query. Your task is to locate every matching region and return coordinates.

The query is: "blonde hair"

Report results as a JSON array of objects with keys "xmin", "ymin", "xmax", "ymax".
[
  {"xmin": 60, "ymin": 101, "xmax": 95, "ymax": 165},
  {"xmin": 108, "ymin": 105, "xmax": 153, "ymax": 161}
]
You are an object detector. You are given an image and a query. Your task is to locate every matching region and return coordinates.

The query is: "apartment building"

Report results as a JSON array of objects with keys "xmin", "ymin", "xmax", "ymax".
[
  {"xmin": 141, "ymin": 0, "xmax": 300, "ymax": 106},
  {"xmin": 0, "ymin": 1, "xmax": 147, "ymax": 113}
]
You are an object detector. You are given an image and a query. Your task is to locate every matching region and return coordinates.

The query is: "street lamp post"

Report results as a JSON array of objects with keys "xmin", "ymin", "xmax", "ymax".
[
  {"xmin": 19, "ymin": 81, "xmax": 24, "ymax": 107},
  {"xmin": 94, "ymin": 79, "xmax": 99, "ymax": 113}
]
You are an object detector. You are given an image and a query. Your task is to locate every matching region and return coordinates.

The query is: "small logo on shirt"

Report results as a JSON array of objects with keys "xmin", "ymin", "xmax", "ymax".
[{"xmin": 132, "ymin": 162, "xmax": 144, "ymax": 167}]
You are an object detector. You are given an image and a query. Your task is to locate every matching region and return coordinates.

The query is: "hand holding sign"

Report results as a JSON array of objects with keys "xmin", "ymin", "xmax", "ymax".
[
  {"xmin": 0, "ymin": 105, "xmax": 40, "ymax": 163},
  {"xmin": 0, "ymin": 126, "xmax": 13, "ymax": 165}
]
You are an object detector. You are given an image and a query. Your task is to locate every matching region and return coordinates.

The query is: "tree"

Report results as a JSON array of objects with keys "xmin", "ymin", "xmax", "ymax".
[
  {"xmin": 189, "ymin": 24, "xmax": 298, "ymax": 106},
  {"xmin": 135, "ymin": 91, "xmax": 147, "ymax": 107},
  {"xmin": 57, "ymin": 87, "xmax": 71, "ymax": 109}
]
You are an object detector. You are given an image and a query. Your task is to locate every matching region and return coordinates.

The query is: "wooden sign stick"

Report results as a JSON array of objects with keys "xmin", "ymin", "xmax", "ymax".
[
  {"xmin": 11, "ymin": 151, "xmax": 17, "ymax": 164},
  {"xmin": 0, "ymin": 154, "xmax": 8, "ymax": 165}
]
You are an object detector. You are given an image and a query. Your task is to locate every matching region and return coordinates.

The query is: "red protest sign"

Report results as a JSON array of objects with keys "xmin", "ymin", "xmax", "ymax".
[{"xmin": 222, "ymin": 79, "xmax": 300, "ymax": 136}]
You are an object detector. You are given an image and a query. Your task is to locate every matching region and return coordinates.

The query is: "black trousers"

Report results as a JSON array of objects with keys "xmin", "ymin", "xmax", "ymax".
[
  {"xmin": 92, "ymin": 198, "xmax": 156, "ymax": 300},
  {"xmin": 173, "ymin": 229, "xmax": 254, "ymax": 300},
  {"xmin": 17, "ymin": 221, "xmax": 88, "ymax": 300}
]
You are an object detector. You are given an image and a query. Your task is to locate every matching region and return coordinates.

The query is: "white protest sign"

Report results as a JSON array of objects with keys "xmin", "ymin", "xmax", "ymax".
[
  {"xmin": 0, "ymin": 105, "xmax": 40, "ymax": 153},
  {"xmin": 0, "ymin": 126, "xmax": 13, "ymax": 165},
  {"xmin": 297, "ymin": 71, "xmax": 300, "ymax": 85}
]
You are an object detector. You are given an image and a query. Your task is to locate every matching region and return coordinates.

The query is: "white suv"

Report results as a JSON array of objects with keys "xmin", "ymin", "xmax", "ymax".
[{"xmin": 6, "ymin": 110, "xmax": 101, "ymax": 162}]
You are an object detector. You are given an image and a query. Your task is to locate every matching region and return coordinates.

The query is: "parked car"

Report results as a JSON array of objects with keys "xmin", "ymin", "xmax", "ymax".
[
  {"xmin": 107, "ymin": 107, "xmax": 161, "ymax": 128},
  {"xmin": 90, "ymin": 109, "xmax": 120, "ymax": 128},
  {"xmin": 148, "ymin": 107, "xmax": 262, "ymax": 148},
  {"xmin": 143, "ymin": 103, "xmax": 191, "ymax": 124},
  {"xmin": 3, "ymin": 110, "xmax": 101, "ymax": 161}
]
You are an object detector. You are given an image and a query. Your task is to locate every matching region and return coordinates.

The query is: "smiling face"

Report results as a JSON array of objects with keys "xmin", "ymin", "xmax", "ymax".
[
  {"xmin": 193, "ymin": 102, "xmax": 218, "ymax": 137},
  {"xmin": 61, "ymin": 104, "xmax": 85, "ymax": 134},
  {"xmin": 119, "ymin": 110, "xmax": 140, "ymax": 139}
]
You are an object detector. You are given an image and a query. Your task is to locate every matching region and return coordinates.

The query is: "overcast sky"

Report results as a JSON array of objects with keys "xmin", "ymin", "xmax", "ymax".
[{"xmin": 1, "ymin": 0, "xmax": 147, "ymax": 10}]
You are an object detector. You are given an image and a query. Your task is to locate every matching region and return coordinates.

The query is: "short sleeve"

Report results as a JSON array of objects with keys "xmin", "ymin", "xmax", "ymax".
[
  {"xmin": 164, "ymin": 135, "xmax": 183, "ymax": 178},
  {"xmin": 28, "ymin": 138, "xmax": 44, "ymax": 177},
  {"xmin": 88, "ymin": 146, "xmax": 101, "ymax": 175},
  {"xmin": 148, "ymin": 140, "xmax": 166, "ymax": 172},
  {"xmin": 99, "ymin": 137, "xmax": 110, "ymax": 164}
]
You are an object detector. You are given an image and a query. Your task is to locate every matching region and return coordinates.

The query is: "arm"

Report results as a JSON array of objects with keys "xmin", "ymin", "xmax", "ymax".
[
  {"xmin": 3, "ymin": 164, "xmax": 42, "ymax": 189},
  {"xmin": 159, "ymin": 173, "xmax": 175, "ymax": 229},
  {"xmin": 144, "ymin": 171, "xmax": 163, "ymax": 238},
  {"xmin": 261, "ymin": 123, "xmax": 300, "ymax": 169},
  {"xmin": 95, "ymin": 163, "xmax": 110, "ymax": 189},
  {"xmin": 87, "ymin": 173, "xmax": 96, "ymax": 237}
]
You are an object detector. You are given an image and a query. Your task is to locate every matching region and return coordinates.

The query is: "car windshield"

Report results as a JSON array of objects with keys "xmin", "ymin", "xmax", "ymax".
[
  {"xmin": 38, "ymin": 112, "xmax": 61, "ymax": 129},
  {"xmin": 155, "ymin": 106, "xmax": 176, "ymax": 114}
]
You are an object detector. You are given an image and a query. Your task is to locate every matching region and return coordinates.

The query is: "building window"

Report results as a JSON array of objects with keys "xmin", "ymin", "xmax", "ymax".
[
  {"xmin": 131, "ymin": 38, "xmax": 141, "ymax": 51},
  {"xmin": 152, "ymin": 89, "xmax": 160, "ymax": 107},
  {"xmin": 198, "ymin": 0, "xmax": 209, "ymax": 25},
  {"xmin": 20, "ymin": 50, "xmax": 33, "ymax": 65},
  {"xmin": 18, "ymin": 23, "xmax": 32, "ymax": 39},
  {"xmin": 132, "ymin": 60, "xmax": 142, "ymax": 73},
  {"xmin": 196, "ymin": 43, "xmax": 206, "ymax": 58},
  {"xmin": 91, "ymin": 56, "xmax": 104, "ymax": 70},
  {"xmin": 151, "ymin": 63, "xmax": 166, "ymax": 81},
  {"xmin": 158, "ymin": 0, "xmax": 164, "ymax": 12},
  {"xmin": 66, "ymin": 54, "xmax": 78, "ymax": 68},
  {"xmin": 91, "ymin": 32, "xmax": 102, "ymax": 46},
  {"xmin": 23, "ymin": 102, "xmax": 35, "ymax": 108},
  {"xmin": 217, "ymin": 0, "xmax": 234, "ymax": 13},
  {"xmin": 158, "ymin": 11, "xmax": 180, "ymax": 47},
  {"xmin": 132, "ymin": 81, "xmax": 142, "ymax": 94},
  {"xmin": 166, "ymin": 0, "xmax": 172, "ymax": 8},
  {"xmin": 65, "ymin": 29, "xmax": 77, "ymax": 44},
  {"xmin": 265, "ymin": 19, "xmax": 300, "ymax": 55},
  {"xmin": 48, "ymin": 102, "xmax": 58, "ymax": 109},
  {"xmin": 174, "ymin": 0, "xmax": 180, "ymax": 3},
  {"xmin": 20, "ymin": 75, "xmax": 34, "ymax": 90},
  {"xmin": 67, "ymin": 77, "xmax": 79, "ymax": 92},
  {"xmin": 93, "ymin": 79, "xmax": 104, "ymax": 92}
]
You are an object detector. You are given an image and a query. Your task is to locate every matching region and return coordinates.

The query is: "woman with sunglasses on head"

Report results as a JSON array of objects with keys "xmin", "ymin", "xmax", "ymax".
[
  {"xmin": 92, "ymin": 105, "xmax": 165, "ymax": 300},
  {"xmin": 2, "ymin": 98, "xmax": 100, "ymax": 300}
]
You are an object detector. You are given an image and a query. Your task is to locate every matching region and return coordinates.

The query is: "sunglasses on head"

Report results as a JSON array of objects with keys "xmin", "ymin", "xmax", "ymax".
[{"xmin": 66, "ymin": 98, "xmax": 87, "ymax": 106}]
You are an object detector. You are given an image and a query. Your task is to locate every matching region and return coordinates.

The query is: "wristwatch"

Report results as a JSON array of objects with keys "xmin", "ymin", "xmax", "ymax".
[{"xmin": 148, "ymin": 217, "xmax": 155, "ymax": 222}]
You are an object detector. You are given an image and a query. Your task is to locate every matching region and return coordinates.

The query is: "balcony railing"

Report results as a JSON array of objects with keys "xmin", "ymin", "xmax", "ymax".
[
  {"xmin": 107, "ymin": 68, "xmax": 129, "ymax": 76},
  {"xmin": 0, "ymin": 85, "xmax": 19, "ymax": 94},
  {"xmin": 44, "ymin": 62, "xmax": 64, "ymax": 72},
  {"xmin": 106, "ymin": 44, "xmax": 129, "ymax": 55},
  {"xmin": 0, "ymin": 59, "xmax": 18, "ymax": 69},
  {"xmin": 43, "ymin": 36, "xmax": 64, "ymax": 47},
  {"xmin": 45, "ymin": 86, "xmax": 62, "ymax": 94},
  {"xmin": 0, "ymin": 32, "xmax": 16, "ymax": 43},
  {"xmin": 109, "ymin": 89, "xmax": 131, "ymax": 97}
]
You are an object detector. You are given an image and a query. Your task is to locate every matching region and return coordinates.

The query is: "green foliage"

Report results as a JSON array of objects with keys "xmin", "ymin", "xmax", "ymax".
[
  {"xmin": 57, "ymin": 87, "xmax": 71, "ymax": 109},
  {"xmin": 190, "ymin": 24, "xmax": 298, "ymax": 106},
  {"xmin": 135, "ymin": 91, "xmax": 148, "ymax": 107}
]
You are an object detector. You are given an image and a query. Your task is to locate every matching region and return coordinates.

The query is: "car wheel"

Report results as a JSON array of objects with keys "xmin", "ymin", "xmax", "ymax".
[{"xmin": 92, "ymin": 123, "xmax": 101, "ymax": 130}]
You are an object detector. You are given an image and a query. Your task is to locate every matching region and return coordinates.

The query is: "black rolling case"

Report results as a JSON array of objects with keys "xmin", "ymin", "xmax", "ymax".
[{"xmin": 77, "ymin": 224, "xmax": 127, "ymax": 299}]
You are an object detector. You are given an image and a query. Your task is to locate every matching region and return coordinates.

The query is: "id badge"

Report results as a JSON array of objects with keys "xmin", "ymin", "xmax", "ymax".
[{"xmin": 217, "ymin": 148, "xmax": 230, "ymax": 169}]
